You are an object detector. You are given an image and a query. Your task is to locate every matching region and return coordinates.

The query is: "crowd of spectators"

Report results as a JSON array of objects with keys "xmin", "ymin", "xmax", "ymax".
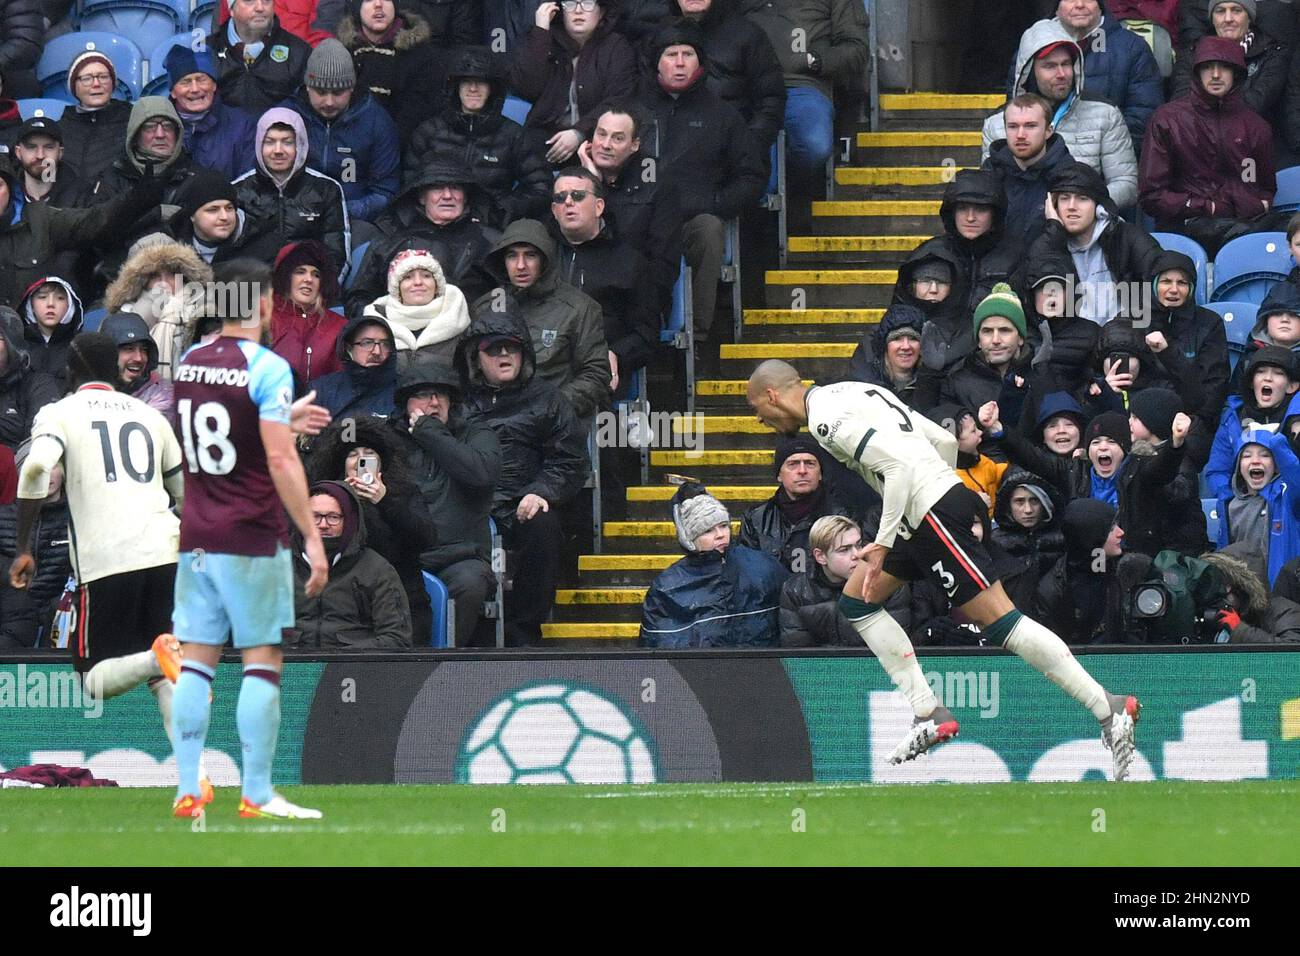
[{"xmin": 2, "ymin": 1, "xmax": 1298, "ymax": 651}]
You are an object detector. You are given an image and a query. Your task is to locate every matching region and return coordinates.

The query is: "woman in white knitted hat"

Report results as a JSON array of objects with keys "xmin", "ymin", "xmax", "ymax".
[{"xmin": 362, "ymin": 248, "xmax": 470, "ymax": 365}]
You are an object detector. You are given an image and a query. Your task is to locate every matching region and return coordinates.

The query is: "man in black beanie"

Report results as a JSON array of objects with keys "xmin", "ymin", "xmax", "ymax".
[
  {"xmin": 1036, "ymin": 497, "xmax": 1125, "ymax": 644},
  {"xmin": 738, "ymin": 434, "xmax": 850, "ymax": 573},
  {"xmin": 168, "ymin": 169, "xmax": 247, "ymax": 265},
  {"xmin": 640, "ymin": 21, "xmax": 765, "ymax": 351}
]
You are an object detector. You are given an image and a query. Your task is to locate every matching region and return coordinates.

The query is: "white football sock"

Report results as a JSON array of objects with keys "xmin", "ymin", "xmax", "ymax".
[
  {"xmin": 1005, "ymin": 615, "xmax": 1110, "ymax": 721},
  {"xmin": 84, "ymin": 651, "xmax": 162, "ymax": 701},
  {"xmin": 845, "ymin": 608, "xmax": 938, "ymax": 717}
]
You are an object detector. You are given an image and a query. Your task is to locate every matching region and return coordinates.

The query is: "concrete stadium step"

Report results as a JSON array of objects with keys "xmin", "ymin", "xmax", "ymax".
[
  {"xmin": 695, "ymin": 378, "xmax": 813, "ymax": 409},
  {"xmin": 601, "ymin": 520, "xmax": 742, "ymax": 554},
  {"xmin": 648, "ymin": 448, "xmax": 776, "ymax": 484},
  {"xmin": 877, "ymin": 93, "xmax": 1001, "ymax": 129},
  {"xmin": 811, "ymin": 200, "xmax": 940, "ymax": 237},
  {"xmin": 854, "ymin": 130, "xmax": 982, "ymax": 166},
  {"xmin": 541, "ymin": 622, "xmax": 639, "ymax": 640},
  {"xmin": 576, "ymin": 552, "xmax": 681, "ymax": 587},
  {"xmin": 550, "ymin": 588, "xmax": 647, "ymax": 624},
  {"xmin": 742, "ymin": 308, "xmax": 879, "ymax": 342},
  {"xmin": 625, "ymin": 484, "xmax": 774, "ymax": 519},
  {"xmin": 762, "ymin": 269, "xmax": 896, "ymax": 308},
  {"xmin": 831, "ymin": 166, "xmax": 974, "ymax": 201},
  {"xmin": 786, "ymin": 234, "xmax": 930, "ymax": 266},
  {"xmin": 720, "ymin": 342, "xmax": 854, "ymax": 381}
]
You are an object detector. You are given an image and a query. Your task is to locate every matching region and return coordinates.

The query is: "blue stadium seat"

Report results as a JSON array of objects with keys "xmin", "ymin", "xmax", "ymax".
[
  {"xmin": 502, "ymin": 95, "xmax": 530, "ymax": 126},
  {"xmin": 37, "ymin": 32, "xmax": 145, "ymax": 102},
  {"xmin": 1202, "ymin": 499, "xmax": 1221, "ymax": 544},
  {"xmin": 190, "ymin": 0, "xmax": 217, "ymax": 35},
  {"xmin": 1211, "ymin": 232, "xmax": 1291, "ymax": 304},
  {"xmin": 422, "ymin": 571, "xmax": 449, "ymax": 647},
  {"xmin": 143, "ymin": 32, "xmax": 196, "ymax": 96},
  {"xmin": 1151, "ymin": 231, "xmax": 1210, "ymax": 305},
  {"xmin": 77, "ymin": 0, "xmax": 189, "ymax": 65},
  {"xmin": 343, "ymin": 240, "xmax": 370, "ymax": 292},
  {"xmin": 16, "ymin": 98, "xmax": 67, "ymax": 120},
  {"xmin": 82, "ymin": 308, "xmax": 109, "ymax": 332},
  {"xmin": 1274, "ymin": 165, "xmax": 1300, "ymax": 214},
  {"xmin": 1206, "ymin": 300, "xmax": 1257, "ymax": 372}
]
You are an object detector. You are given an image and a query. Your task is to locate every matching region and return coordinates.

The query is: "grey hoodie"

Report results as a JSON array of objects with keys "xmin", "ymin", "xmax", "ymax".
[
  {"xmin": 982, "ymin": 19, "xmax": 1138, "ymax": 209},
  {"xmin": 471, "ymin": 218, "xmax": 610, "ymax": 419}
]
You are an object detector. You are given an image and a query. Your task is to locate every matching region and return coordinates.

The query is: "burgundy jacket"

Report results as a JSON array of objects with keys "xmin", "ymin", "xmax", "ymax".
[
  {"xmin": 508, "ymin": 17, "xmax": 638, "ymax": 138},
  {"xmin": 1139, "ymin": 37, "xmax": 1276, "ymax": 225},
  {"xmin": 271, "ymin": 299, "xmax": 347, "ymax": 392}
]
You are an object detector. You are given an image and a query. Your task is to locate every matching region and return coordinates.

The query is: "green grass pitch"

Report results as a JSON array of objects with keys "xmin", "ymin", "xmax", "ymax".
[{"xmin": 4, "ymin": 781, "xmax": 1299, "ymax": 866}]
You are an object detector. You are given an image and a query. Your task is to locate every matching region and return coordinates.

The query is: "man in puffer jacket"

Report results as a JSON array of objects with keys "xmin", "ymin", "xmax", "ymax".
[
  {"xmin": 1139, "ymin": 35, "xmax": 1276, "ymax": 256},
  {"xmin": 0, "ymin": 308, "xmax": 58, "ymax": 450},
  {"xmin": 285, "ymin": 480, "xmax": 413, "ymax": 650},
  {"xmin": 640, "ymin": 483, "xmax": 786, "ymax": 648},
  {"xmin": 402, "ymin": 45, "xmax": 550, "ymax": 226},
  {"xmin": 17, "ymin": 276, "xmax": 82, "ymax": 393},
  {"xmin": 982, "ymin": 19, "xmax": 1138, "ymax": 209},
  {"xmin": 456, "ymin": 310, "xmax": 587, "ymax": 645},
  {"xmin": 1202, "ymin": 543, "xmax": 1300, "ymax": 644},
  {"xmin": 1012, "ymin": 1, "xmax": 1163, "ymax": 152},
  {"xmin": 234, "ymin": 107, "xmax": 351, "ymax": 274},
  {"xmin": 284, "ymin": 38, "xmax": 401, "ymax": 224},
  {"xmin": 208, "ymin": 4, "xmax": 312, "ymax": 117}
]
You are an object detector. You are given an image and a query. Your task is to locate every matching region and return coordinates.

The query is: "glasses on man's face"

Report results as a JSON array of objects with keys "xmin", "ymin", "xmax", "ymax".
[
  {"xmin": 483, "ymin": 342, "xmax": 521, "ymax": 357},
  {"xmin": 351, "ymin": 338, "xmax": 392, "ymax": 352},
  {"xmin": 312, "ymin": 513, "xmax": 343, "ymax": 527},
  {"xmin": 410, "ymin": 389, "xmax": 444, "ymax": 402},
  {"xmin": 562, "ymin": 0, "xmax": 599, "ymax": 10},
  {"xmin": 552, "ymin": 189, "xmax": 590, "ymax": 205},
  {"xmin": 141, "ymin": 120, "xmax": 175, "ymax": 135},
  {"xmin": 76, "ymin": 73, "xmax": 112, "ymax": 86}
]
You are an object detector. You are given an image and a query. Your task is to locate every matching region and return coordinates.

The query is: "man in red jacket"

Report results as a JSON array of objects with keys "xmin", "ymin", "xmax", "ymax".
[{"xmin": 1139, "ymin": 35, "xmax": 1277, "ymax": 256}]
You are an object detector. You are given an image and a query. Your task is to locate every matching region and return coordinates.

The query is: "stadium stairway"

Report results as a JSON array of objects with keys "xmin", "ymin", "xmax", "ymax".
[{"xmin": 542, "ymin": 93, "xmax": 1003, "ymax": 645}]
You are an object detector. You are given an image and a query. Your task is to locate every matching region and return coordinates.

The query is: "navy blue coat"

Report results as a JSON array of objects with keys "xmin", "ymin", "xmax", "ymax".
[
  {"xmin": 179, "ymin": 95, "xmax": 257, "ymax": 181},
  {"xmin": 639, "ymin": 545, "xmax": 787, "ymax": 648},
  {"xmin": 287, "ymin": 91, "xmax": 401, "ymax": 223},
  {"xmin": 982, "ymin": 132, "xmax": 1074, "ymax": 248},
  {"xmin": 307, "ymin": 313, "xmax": 399, "ymax": 421}
]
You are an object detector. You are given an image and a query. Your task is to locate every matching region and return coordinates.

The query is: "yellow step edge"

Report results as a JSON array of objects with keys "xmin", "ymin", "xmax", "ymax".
[
  {"xmin": 744, "ymin": 308, "xmax": 883, "ymax": 324},
  {"xmin": 856, "ymin": 131, "xmax": 983, "ymax": 147},
  {"xmin": 579, "ymin": 554, "xmax": 679, "ymax": 571},
  {"xmin": 672, "ymin": 415, "xmax": 804, "ymax": 434},
  {"xmin": 789, "ymin": 235, "xmax": 929, "ymax": 252},
  {"xmin": 627, "ymin": 485, "xmax": 776, "ymax": 501},
  {"xmin": 542, "ymin": 623, "xmax": 641, "ymax": 639},
  {"xmin": 696, "ymin": 379, "xmax": 812, "ymax": 395},
  {"xmin": 721, "ymin": 343, "xmax": 855, "ymax": 359},
  {"xmin": 604, "ymin": 521, "xmax": 742, "ymax": 538},
  {"xmin": 880, "ymin": 93, "xmax": 1003, "ymax": 110},
  {"xmin": 765, "ymin": 270, "xmax": 897, "ymax": 285},
  {"xmin": 555, "ymin": 588, "xmax": 647, "ymax": 605},
  {"xmin": 836, "ymin": 167, "xmax": 974, "ymax": 186},
  {"xmin": 814, "ymin": 200, "xmax": 941, "ymax": 216},
  {"xmin": 650, "ymin": 450, "xmax": 774, "ymax": 466}
]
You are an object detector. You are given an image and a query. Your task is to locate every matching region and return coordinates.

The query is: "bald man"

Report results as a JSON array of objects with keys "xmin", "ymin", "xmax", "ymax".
[{"xmin": 746, "ymin": 360, "xmax": 1142, "ymax": 779}]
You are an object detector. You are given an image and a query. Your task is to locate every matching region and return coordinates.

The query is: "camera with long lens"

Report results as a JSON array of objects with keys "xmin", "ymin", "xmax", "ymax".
[{"xmin": 1119, "ymin": 552, "xmax": 1231, "ymax": 645}]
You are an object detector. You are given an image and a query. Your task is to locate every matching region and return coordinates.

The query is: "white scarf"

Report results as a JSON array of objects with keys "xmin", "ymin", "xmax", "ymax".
[{"xmin": 364, "ymin": 286, "xmax": 471, "ymax": 351}]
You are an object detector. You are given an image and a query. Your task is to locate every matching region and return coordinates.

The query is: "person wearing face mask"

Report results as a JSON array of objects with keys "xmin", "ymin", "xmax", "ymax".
[
  {"xmin": 509, "ymin": 0, "xmax": 638, "ymax": 167},
  {"xmin": 363, "ymin": 248, "xmax": 469, "ymax": 365},
  {"xmin": 285, "ymin": 480, "xmax": 413, "ymax": 649},
  {"xmin": 270, "ymin": 240, "xmax": 347, "ymax": 392},
  {"xmin": 455, "ymin": 310, "xmax": 587, "ymax": 645},
  {"xmin": 234, "ymin": 108, "xmax": 350, "ymax": 275}
]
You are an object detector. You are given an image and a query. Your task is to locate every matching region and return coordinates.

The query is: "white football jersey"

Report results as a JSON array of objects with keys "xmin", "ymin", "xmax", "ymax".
[
  {"xmin": 805, "ymin": 382, "xmax": 962, "ymax": 548},
  {"xmin": 19, "ymin": 383, "xmax": 185, "ymax": 583}
]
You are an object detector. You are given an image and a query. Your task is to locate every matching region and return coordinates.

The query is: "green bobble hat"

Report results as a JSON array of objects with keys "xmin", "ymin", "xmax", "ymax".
[{"xmin": 972, "ymin": 282, "xmax": 1027, "ymax": 339}]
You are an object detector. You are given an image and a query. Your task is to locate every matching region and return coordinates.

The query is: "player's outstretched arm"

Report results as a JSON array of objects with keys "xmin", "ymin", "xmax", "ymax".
[{"xmin": 259, "ymin": 419, "xmax": 328, "ymax": 598}]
